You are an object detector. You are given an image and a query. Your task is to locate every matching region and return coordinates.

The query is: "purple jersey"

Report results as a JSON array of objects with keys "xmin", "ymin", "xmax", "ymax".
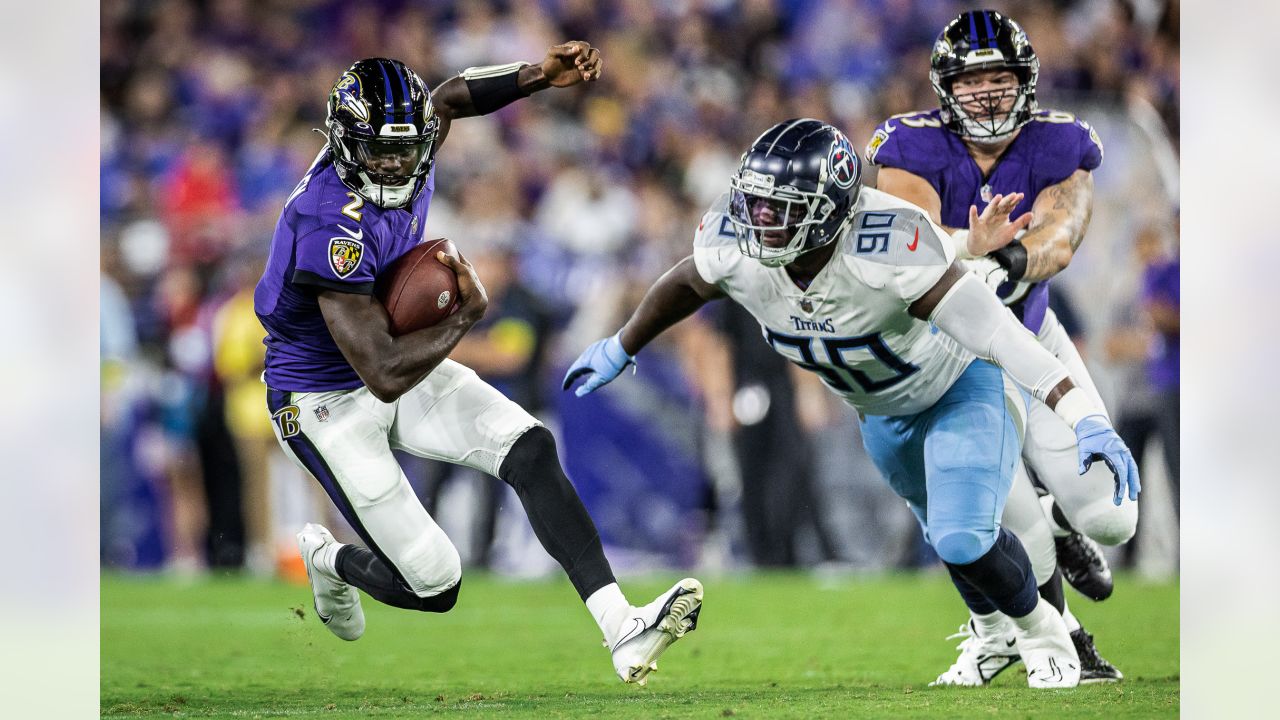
[
  {"xmin": 865, "ymin": 108, "xmax": 1103, "ymax": 333},
  {"xmin": 254, "ymin": 152, "xmax": 436, "ymax": 391}
]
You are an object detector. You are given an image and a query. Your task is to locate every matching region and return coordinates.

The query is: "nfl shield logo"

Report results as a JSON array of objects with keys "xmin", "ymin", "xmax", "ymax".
[
  {"xmin": 800, "ymin": 299, "xmax": 814, "ymax": 313},
  {"xmin": 314, "ymin": 405, "xmax": 330, "ymax": 422}
]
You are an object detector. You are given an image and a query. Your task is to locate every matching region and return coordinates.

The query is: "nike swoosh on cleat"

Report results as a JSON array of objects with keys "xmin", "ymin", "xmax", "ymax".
[{"xmin": 613, "ymin": 618, "xmax": 647, "ymax": 650}]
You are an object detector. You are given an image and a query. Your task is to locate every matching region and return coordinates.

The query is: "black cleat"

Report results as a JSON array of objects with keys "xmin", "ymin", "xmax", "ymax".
[
  {"xmin": 1055, "ymin": 531, "xmax": 1114, "ymax": 601},
  {"xmin": 1072, "ymin": 628, "xmax": 1123, "ymax": 683}
]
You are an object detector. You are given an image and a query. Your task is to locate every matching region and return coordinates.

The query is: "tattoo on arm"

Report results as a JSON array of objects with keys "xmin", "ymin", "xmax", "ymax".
[{"xmin": 1020, "ymin": 169, "xmax": 1094, "ymax": 281}]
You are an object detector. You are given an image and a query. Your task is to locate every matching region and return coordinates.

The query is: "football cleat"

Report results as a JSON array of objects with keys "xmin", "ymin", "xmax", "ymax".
[
  {"xmin": 1014, "ymin": 601, "xmax": 1080, "ymax": 688},
  {"xmin": 610, "ymin": 578, "xmax": 703, "ymax": 685},
  {"xmin": 1055, "ymin": 531, "xmax": 1114, "ymax": 601},
  {"xmin": 1072, "ymin": 628, "xmax": 1123, "ymax": 683},
  {"xmin": 930, "ymin": 618, "xmax": 1021, "ymax": 687},
  {"xmin": 297, "ymin": 523, "xmax": 364, "ymax": 641}
]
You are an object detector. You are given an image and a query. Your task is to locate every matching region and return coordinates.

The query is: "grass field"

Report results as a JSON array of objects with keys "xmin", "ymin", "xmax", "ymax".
[{"xmin": 101, "ymin": 571, "xmax": 1178, "ymax": 718}]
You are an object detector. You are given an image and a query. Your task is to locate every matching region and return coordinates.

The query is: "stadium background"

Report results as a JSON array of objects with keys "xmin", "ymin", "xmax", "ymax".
[{"xmin": 99, "ymin": 0, "xmax": 1179, "ymax": 603}]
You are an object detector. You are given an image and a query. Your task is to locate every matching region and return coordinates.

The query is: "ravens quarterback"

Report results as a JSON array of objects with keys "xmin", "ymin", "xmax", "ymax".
[
  {"xmin": 868, "ymin": 9, "xmax": 1132, "ymax": 685},
  {"xmin": 253, "ymin": 45, "xmax": 701, "ymax": 685},
  {"xmin": 565, "ymin": 118, "xmax": 1140, "ymax": 689}
]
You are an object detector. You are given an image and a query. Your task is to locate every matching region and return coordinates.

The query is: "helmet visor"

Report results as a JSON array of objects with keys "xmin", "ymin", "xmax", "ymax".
[
  {"xmin": 352, "ymin": 137, "xmax": 434, "ymax": 186},
  {"xmin": 729, "ymin": 191, "xmax": 810, "ymax": 248}
]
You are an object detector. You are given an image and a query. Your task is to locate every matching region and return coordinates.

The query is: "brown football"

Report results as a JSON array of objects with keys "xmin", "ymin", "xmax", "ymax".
[{"xmin": 374, "ymin": 238, "xmax": 461, "ymax": 335}]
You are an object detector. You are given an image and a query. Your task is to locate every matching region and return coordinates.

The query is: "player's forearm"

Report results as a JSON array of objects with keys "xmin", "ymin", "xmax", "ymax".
[
  {"xmin": 432, "ymin": 63, "xmax": 546, "ymax": 120},
  {"xmin": 930, "ymin": 273, "xmax": 1103, "ymax": 426},
  {"xmin": 618, "ymin": 259, "xmax": 719, "ymax": 356},
  {"xmin": 1019, "ymin": 170, "xmax": 1093, "ymax": 282}
]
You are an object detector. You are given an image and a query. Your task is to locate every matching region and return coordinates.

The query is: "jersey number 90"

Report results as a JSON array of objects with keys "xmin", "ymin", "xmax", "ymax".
[{"xmin": 765, "ymin": 329, "xmax": 919, "ymax": 394}]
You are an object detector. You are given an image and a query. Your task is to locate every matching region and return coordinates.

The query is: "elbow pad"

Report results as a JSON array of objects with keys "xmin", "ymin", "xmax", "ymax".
[{"xmin": 930, "ymin": 274, "xmax": 1068, "ymax": 402}]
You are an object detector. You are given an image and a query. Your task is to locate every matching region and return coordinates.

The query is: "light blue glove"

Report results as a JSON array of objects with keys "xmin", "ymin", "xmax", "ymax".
[
  {"xmin": 562, "ymin": 332, "xmax": 635, "ymax": 397},
  {"xmin": 1075, "ymin": 415, "xmax": 1141, "ymax": 505}
]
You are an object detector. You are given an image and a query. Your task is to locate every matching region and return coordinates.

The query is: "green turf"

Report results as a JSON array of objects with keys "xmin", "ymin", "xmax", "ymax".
[{"xmin": 101, "ymin": 570, "xmax": 1178, "ymax": 718}]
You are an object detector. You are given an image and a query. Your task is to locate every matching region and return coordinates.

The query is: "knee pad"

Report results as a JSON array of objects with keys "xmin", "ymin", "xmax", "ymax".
[
  {"xmin": 392, "ymin": 525, "xmax": 462, "ymax": 597},
  {"xmin": 1073, "ymin": 499, "xmax": 1138, "ymax": 546},
  {"xmin": 933, "ymin": 529, "xmax": 995, "ymax": 565}
]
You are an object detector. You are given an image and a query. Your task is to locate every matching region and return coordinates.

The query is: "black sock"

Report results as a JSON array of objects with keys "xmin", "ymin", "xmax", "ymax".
[
  {"xmin": 335, "ymin": 544, "xmax": 460, "ymax": 613},
  {"xmin": 946, "ymin": 563, "xmax": 998, "ymax": 615},
  {"xmin": 945, "ymin": 528, "xmax": 1039, "ymax": 618},
  {"xmin": 499, "ymin": 426, "xmax": 617, "ymax": 601},
  {"xmin": 1050, "ymin": 500, "xmax": 1076, "ymax": 534},
  {"xmin": 1039, "ymin": 568, "xmax": 1066, "ymax": 614}
]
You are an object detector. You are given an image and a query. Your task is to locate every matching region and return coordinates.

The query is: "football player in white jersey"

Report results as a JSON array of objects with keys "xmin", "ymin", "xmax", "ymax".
[{"xmin": 564, "ymin": 119, "xmax": 1140, "ymax": 689}]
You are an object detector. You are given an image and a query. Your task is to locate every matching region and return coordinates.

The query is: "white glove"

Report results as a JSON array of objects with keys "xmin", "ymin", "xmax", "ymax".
[{"xmin": 964, "ymin": 256, "xmax": 1009, "ymax": 294}]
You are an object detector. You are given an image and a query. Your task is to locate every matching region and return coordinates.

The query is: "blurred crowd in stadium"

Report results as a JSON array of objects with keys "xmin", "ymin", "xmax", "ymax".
[{"xmin": 100, "ymin": 0, "xmax": 1180, "ymax": 580}]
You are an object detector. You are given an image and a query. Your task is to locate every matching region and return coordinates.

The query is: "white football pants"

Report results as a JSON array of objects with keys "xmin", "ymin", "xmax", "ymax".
[
  {"xmin": 268, "ymin": 359, "xmax": 540, "ymax": 596},
  {"xmin": 1001, "ymin": 309, "xmax": 1139, "ymax": 583}
]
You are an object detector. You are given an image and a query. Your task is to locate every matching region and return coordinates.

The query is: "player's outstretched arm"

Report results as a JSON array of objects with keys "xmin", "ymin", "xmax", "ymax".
[
  {"xmin": 875, "ymin": 168, "xmax": 1030, "ymax": 259},
  {"xmin": 1012, "ymin": 168, "xmax": 1094, "ymax": 282},
  {"xmin": 431, "ymin": 41, "xmax": 602, "ymax": 123},
  {"xmin": 318, "ymin": 251, "xmax": 488, "ymax": 403},
  {"xmin": 910, "ymin": 265, "xmax": 1140, "ymax": 504},
  {"xmin": 563, "ymin": 255, "xmax": 724, "ymax": 396}
]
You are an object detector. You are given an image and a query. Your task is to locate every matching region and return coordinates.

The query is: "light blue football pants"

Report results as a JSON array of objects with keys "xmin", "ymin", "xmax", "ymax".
[{"xmin": 859, "ymin": 360, "xmax": 1023, "ymax": 565}]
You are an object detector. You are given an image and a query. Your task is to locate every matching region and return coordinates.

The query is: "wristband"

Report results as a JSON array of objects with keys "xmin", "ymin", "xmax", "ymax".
[
  {"xmin": 991, "ymin": 243, "xmax": 1028, "ymax": 282},
  {"xmin": 461, "ymin": 62, "xmax": 530, "ymax": 115},
  {"xmin": 951, "ymin": 229, "xmax": 978, "ymax": 260},
  {"xmin": 1054, "ymin": 387, "xmax": 1104, "ymax": 430}
]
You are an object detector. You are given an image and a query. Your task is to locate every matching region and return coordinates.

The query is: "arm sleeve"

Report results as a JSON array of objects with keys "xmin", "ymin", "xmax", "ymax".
[
  {"xmin": 291, "ymin": 228, "xmax": 376, "ymax": 294},
  {"xmin": 929, "ymin": 273, "xmax": 1080, "ymax": 405}
]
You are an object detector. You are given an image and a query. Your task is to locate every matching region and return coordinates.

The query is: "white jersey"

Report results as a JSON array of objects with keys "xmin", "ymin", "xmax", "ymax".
[{"xmin": 693, "ymin": 188, "xmax": 974, "ymax": 417}]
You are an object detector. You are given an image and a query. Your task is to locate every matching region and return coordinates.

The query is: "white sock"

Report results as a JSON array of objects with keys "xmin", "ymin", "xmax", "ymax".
[
  {"xmin": 1061, "ymin": 604, "xmax": 1082, "ymax": 632},
  {"xmin": 971, "ymin": 609, "xmax": 1010, "ymax": 638},
  {"xmin": 585, "ymin": 583, "xmax": 630, "ymax": 645},
  {"xmin": 316, "ymin": 541, "xmax": 346, "ymax": 582}
]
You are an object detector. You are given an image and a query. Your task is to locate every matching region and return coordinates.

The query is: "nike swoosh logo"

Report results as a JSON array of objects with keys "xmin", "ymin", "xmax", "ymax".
[
  {"xmin": 612, "ymin": 618, "xmax": 646, "ymax": 651},
  {"xmin": 907, "ymin": 226, "xmax": 919, "ymax": 251},
  {"xmin": 336, "ymin": 225, "xmax": 363, "ymax": 241},
  {"xmin": 1006, "ymin": 638, "xmax": 1016, "ymax": 647}
]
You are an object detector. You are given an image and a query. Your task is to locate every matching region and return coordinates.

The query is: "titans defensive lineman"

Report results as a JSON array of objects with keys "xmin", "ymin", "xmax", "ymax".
[
  {"xmin": 565, "ymin": 119, "xmax": 1140, "ymax": 689},
  {"xmin": 254, "ymin": 47, "xmax": 702, "ymax": 685},
  {"xmin": 867, "ymin": 10, "xmax": 1133, "ymax": 684}
]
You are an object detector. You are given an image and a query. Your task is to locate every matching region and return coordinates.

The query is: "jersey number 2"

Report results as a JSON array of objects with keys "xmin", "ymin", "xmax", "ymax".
[{"xmin": 765, "ymin": 329, "xmax": 919, "ymax": 393}]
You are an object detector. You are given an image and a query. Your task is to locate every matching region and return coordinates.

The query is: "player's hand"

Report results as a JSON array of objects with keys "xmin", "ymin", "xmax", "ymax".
[
  {"xmin": 966, "ymin": 193, "xmax": 1033, "ymax": 256},
  {"xmin": 1074, "ymin": 415, "xmax": 1142, "ymax": 505},
  {"xmin": 562, "ymin": 333, "xmax": 635, "ymax": 397},
  {"xmin": 541, "ymin": 41, "xmax": 602, "ymax": 86},
  {"xmin": 436, "ymin": 250, "xmax": 488, "ymax": 323}
]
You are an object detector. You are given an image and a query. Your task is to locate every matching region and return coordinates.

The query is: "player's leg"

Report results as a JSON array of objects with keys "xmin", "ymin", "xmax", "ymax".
[
  {"xmin": 269, "ymin": 387, "xmax": 464, "ymax": 640},
  {"xmin": 1028, "ymin": 311, "xmax": 1139, "ymax": 549},
  {"xmin": 922, "ymin": 361, "xmax": 1079, "ymax": 688},
  {"xmin": 389, "ymin": 360, "xmax": 702, "ymax": 684}
]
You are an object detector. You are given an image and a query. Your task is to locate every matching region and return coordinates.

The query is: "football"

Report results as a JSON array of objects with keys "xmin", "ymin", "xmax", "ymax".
[{"xmin": 374, "ymin": 238, "xmax": 461, "ymax": 335}]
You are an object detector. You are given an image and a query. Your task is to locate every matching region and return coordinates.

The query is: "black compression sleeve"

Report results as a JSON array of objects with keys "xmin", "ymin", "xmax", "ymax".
[{"xmin": 465, "ymin": 68, "xmax": 531, "ymax": 116}]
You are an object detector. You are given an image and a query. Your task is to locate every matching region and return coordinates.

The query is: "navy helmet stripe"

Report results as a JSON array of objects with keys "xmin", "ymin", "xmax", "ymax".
[
  {"xmin": 391, "ymin": 62, "xmax": 413, "ymax": 124},
  {"xmin": 968, "ymin": 12, "xmax": 981, "ymax": 48},
  {"xmin": 377, "ymin": 60, "xmax": 396, "ymax": 125},
  {"xmin": 982, "ymin": 11, "xmax": 997, "ymax": 48}
]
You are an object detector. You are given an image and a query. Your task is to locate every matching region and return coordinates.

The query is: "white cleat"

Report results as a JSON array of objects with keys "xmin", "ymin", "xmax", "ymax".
[
  {"xmin": 610, "ymin": 578, "xmax": 703, "ymax": 685},
  {"xmin": 930, "ymin": 618, "xmax": 1022, "ymax": 687},
  {"xmin": 297, "ymin": 523, "xmax": 364, "ymax": 641},
  {"xmin": 1014, "ymin": 601, "xmax": 1080, "ymax": 688}
]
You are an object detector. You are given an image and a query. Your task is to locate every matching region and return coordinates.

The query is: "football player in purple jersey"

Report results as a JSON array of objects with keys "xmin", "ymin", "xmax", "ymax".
[
  {"xmin": 867, "ymin": 9, "xmax": 1131, "ymax": 684},
  {"xmin": 253, "ymin": 47, "xmax": 701, "ymax": 685}
]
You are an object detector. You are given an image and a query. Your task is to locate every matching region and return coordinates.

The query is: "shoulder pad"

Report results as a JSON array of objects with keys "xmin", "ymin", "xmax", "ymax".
[
  {"xmin": 1028, "ymin": 109, "xmax": 1104, "ymax": 171},
  {"xmin": 864, "ymin": 110, "xmax": 950, "ymax": 173},
  {"xmin": 843, "ymin": 203, "xmax": 951, "ymax": 268},
  {"xmin": 693, "ymin": 192, "xmax": 737, "ymax": 249}
]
